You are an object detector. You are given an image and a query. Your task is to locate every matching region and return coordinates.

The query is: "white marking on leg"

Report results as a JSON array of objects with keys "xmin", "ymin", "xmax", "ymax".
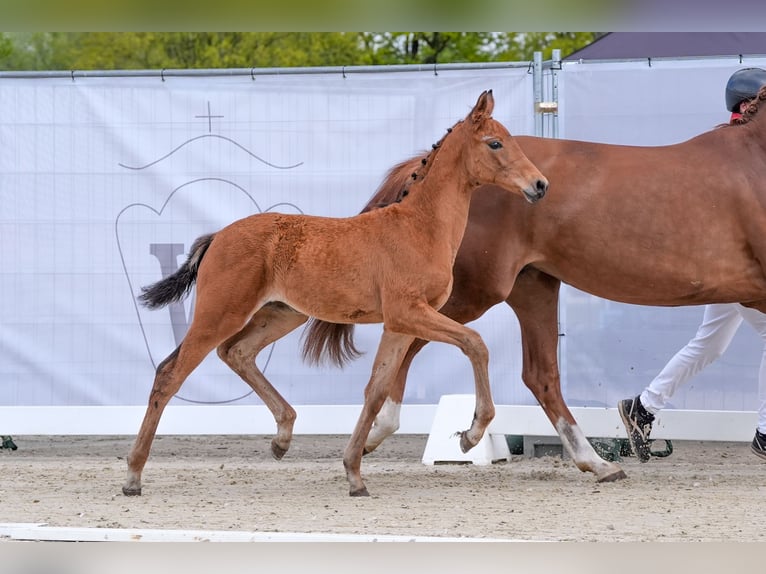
[
  {"xmin": 366, "ymin": 398, "xmax": 401, "ymax": 451},
  {"xmin": 555, "ymin": 418, "xmax": 623, "ymax": 479}
]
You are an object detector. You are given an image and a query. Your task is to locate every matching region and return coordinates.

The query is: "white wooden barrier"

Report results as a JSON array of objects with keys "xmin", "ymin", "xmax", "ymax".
[
  {"xmin": 0, "ymin": 405, "xmax": 437, "ymax": 435},
  {"xmin": 421, "ymin": 394, "xmax": 758, "ymax": 465},
  {"xmin": 2, "ymin": 397, "xmax": 757, "ymax": 468},
  {"xmin": 1, "ymin": 399, "xmax": 754, "ymax": 440}
]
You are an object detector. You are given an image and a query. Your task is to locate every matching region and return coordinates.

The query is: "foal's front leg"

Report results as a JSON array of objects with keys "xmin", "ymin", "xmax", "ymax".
[
  {"xmin": 386, "ymin": 301, "xmax": 496, "ymax": 453},
  {"xmin": 344, "ymin": 330, "xmax": 414, "ymax": 496}
]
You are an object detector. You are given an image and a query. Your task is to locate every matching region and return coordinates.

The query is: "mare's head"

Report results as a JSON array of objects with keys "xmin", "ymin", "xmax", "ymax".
[{"xmin": 438, "ymin": 90, "xmax": 547, "ymax": 203}]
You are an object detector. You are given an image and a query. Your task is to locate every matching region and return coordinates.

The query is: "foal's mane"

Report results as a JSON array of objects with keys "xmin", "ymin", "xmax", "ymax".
[{"xmin": 359, "ymin": 119, "xmax": 463, "ymax": 214}]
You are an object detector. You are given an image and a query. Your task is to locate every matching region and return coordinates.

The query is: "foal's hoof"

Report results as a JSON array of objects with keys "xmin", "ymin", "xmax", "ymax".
[
  {"xmin": 458, "ymin": 431, "xmax": 475, "ymax": 453},
  {"xmin": 271, "ymin": 440, "xmax": 288, "ymax": 461},
  {"xmin": 597, "ymin": 468, "xmax": 628, "ymax": 483},
  {"xmin": 122, "ymin": 486, "xmax": 142, "ymax": 496},
  {"xmin": 349, "ymin": 486, "xmax": 370, "ymax": 497}
]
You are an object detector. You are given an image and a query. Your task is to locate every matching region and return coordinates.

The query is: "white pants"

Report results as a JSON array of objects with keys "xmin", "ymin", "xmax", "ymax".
[{"xmin": 641, "ymin": 303, "xmax": 766, "ymax": 433}]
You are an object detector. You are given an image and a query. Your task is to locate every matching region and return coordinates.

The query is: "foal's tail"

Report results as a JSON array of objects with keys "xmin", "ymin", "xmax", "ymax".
[
  {"xmin": 301, "ymin": 318, "xmax": 362, "ymax": 368},
  {"xmin": 138, "ymin": 233, "xmax": 216, "ymax": 310}
]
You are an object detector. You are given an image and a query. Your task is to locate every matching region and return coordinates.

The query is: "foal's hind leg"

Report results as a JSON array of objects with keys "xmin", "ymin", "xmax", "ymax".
[
  {"xmin": 123, "ymin": 310, "xmax": 254, "ymax": 496},
  {"xmin": 217, "ymin": 302, "xmax": 308, "ymax": 460},
  {"xmin": 508, "ymin": 268, "xmax": 626, "ymax": 482}
]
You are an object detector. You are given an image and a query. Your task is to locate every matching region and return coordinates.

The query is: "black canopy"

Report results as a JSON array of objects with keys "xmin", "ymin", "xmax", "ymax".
[{"xmin": 565, "ymin": 33, "xmax": 766, "ymax": 61}]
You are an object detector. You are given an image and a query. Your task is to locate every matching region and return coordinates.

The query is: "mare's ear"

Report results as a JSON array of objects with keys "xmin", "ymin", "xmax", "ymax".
[{"xmin": 470, "ymin": 89, "xmax": 494, "ymax": 123}]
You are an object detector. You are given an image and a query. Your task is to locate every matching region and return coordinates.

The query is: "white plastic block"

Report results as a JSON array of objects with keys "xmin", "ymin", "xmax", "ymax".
[{"xmin": 422, "ymin": 394, "xmax": 511, "ymax": 465}]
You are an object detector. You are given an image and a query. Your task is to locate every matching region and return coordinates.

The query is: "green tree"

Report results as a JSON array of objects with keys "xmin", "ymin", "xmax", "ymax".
[
  {"xmin": 0, "ymin": 34, "xmax": 11, "ymax": 61},
  {"xmin": 360, "ymin": 32, "xmax": 498, "ymax": 65},
  {"xmin": 159, "ymin": 33, "xmax": 367, "ymax": 68},
  {"xmin": 0, "ymin": 32, "xmax": 370, "ymax": 70},
  {"xmin": 494, "ymin": 32, "xmax": 601, "ymax": 60},
  {"xmin": 1, "ymin": 32, "xmax": 597, "ymax": 71}
]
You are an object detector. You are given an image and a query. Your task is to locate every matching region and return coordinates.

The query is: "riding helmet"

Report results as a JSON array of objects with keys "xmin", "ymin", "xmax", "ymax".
[{"xmin": 725, "ymin": 67, "xmax": 766, "ymax": 111}]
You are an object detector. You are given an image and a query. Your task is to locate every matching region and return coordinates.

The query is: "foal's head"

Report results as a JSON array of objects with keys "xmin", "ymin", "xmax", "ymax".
[
  {"xmin": 438, "ymin": 90, "xmax": 548, "ymax": 203},
  {"xmin": 361, "ymin": 91, "xmax": 547, "ymax": 213}
]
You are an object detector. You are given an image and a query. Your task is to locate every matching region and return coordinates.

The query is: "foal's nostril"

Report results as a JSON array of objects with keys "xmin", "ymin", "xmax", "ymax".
[{"xmin": 536, "ymin": 179, "xmax": 548, "ymax": 196}]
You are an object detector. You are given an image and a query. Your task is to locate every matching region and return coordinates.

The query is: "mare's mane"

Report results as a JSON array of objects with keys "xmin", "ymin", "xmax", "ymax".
[
  {"xmin": 360, "ymin": 156, "xmax": 422, "ymax": 213},
  {"xmin": 728, "ymin": 84, "xmax": 766, "ymax": 127},
  {"xmin": 360, "ymin": 120, "xmax": 463, "ymax": 213}
]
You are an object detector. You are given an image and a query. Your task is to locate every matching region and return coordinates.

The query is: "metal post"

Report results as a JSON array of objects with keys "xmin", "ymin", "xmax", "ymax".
[
  {"xmin": 551, "ymin": 48, "xmax": 561, "ymax": 139},
  {"xmin": 533, "ymin": 51, "xmax": 543, "ymax": 136}
]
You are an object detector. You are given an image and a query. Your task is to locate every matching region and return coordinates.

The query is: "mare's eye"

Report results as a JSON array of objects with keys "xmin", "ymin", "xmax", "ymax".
[{"xmin": 487, "ymin": 140, "xmax": 503, "ymax": 150}]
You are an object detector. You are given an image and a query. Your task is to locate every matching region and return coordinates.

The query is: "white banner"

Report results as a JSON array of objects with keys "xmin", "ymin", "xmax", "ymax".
[
  {"xmin": 0, "ymin": 67, "xmax": 532, "ymax": 412},
  {"xmin": 3, "ymin": 57, "xmax": 765, "ymax": 434}
]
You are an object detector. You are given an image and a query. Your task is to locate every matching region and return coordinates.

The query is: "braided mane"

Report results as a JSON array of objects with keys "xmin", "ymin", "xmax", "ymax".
[
  {"xmin": 359, "ymin": 155, "xmax": 423, "ymax": 213},
  {"xmin": 359, "ymin": 120, "xmax": 462, "ymax": 213},
  {"xmin": 729, "ymin": 84, "xmax": 766, "ymax": 126}
]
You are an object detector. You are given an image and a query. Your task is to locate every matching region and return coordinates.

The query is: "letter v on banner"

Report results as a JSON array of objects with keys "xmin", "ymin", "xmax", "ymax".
[{"xmin": 149, "ymin": 243, "xmax": 193, "ymax": 347}]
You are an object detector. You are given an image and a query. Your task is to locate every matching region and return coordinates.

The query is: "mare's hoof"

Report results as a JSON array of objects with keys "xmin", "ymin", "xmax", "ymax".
[
  {"xmin": 271, "ymin": 440, "xmax": 288, "ymax": 460},
  {"xmin": 597, "ymin": 469, "xmax": 628, "ymax": 483},
  {"xmin": 122, "ymin": 486, "xmax": 142, "ymax": 496},
  {"xmin": 349, "ymin": 487, "xmax": 370, "ymax": 497}
]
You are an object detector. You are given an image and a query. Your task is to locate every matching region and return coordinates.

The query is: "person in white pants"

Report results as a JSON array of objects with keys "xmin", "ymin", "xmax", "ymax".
[{"xmin": 618, "ymin": 67, "xmax": 766, "ymax": 463}]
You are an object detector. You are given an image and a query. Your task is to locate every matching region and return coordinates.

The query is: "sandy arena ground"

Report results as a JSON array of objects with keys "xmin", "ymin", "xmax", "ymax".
[{"xmin": 1, "ymin": 433, "xmax": 764, "ymax": 542}]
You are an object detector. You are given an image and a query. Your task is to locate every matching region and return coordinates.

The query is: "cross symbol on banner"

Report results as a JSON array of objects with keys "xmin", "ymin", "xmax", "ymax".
[{"xmin": 195, "ymin": 101, "xmax": 224, "ymax": 132}]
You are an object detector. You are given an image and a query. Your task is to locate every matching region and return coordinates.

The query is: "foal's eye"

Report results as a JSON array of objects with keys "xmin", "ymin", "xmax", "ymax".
[{"xmin": 487, "ymin": 140, "xmax": 503, "ymax": 150}]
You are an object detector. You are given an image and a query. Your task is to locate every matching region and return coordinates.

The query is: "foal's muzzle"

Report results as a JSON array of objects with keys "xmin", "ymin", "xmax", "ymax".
[{"xmin": 523, "ymin": 178, "xmax": 548, "ymax": 203}]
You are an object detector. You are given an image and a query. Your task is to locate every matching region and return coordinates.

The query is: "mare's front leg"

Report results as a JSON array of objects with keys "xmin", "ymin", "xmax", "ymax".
[
  {"xmin": 217, "ymin": 302, "xmax": 308, "ymax": 460},
  {"xmin": 344, "ymin": 330, "xmax": 415, "ymax": 496},
  {"xmin": 508, "ymin": 268, "xmax": 626, "ymax": 482}
]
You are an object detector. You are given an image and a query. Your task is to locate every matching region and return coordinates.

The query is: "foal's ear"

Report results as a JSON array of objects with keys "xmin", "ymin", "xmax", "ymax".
[{"xmin": 470, "ymin": 89, "xmax": 495, "ymax": 123}]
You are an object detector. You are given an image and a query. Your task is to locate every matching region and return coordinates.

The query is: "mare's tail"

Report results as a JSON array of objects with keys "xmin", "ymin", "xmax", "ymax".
[
  {"xmin": 301, "ymin": 318, "xmax": 362, "ymax": 368},
  {"xmin": 138, "ymin": 233, "xmax": 216, "ymax": 310}
]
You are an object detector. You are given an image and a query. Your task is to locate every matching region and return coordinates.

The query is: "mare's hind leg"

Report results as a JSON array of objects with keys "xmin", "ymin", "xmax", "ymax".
[
  {"xmin": 344, "ymin": 330, "xmax": 415, "ymax": 496},
  {"xmin": 123, "ymin": 309, "xmax": 255, "ymax": 496},
  {"xmin": 217, "ymin": 302, "xmax": 307, "ymax": 460},
  {"xmin": 508, "ymin": 268, "xmax": 626, "ymax": 482},
  {"xmin": 364, "ymin": 337, "xmax": 427, "ymax": 454}
]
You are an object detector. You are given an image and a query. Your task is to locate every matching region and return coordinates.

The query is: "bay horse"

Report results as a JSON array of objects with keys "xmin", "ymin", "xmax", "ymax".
[
  {"xmin": 301, "ymin": 85, "xmax": 766, "ymax": 485},
  {"xmin": 122, "ymin": 90, "xmax": 548, "ymax": 497}
]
